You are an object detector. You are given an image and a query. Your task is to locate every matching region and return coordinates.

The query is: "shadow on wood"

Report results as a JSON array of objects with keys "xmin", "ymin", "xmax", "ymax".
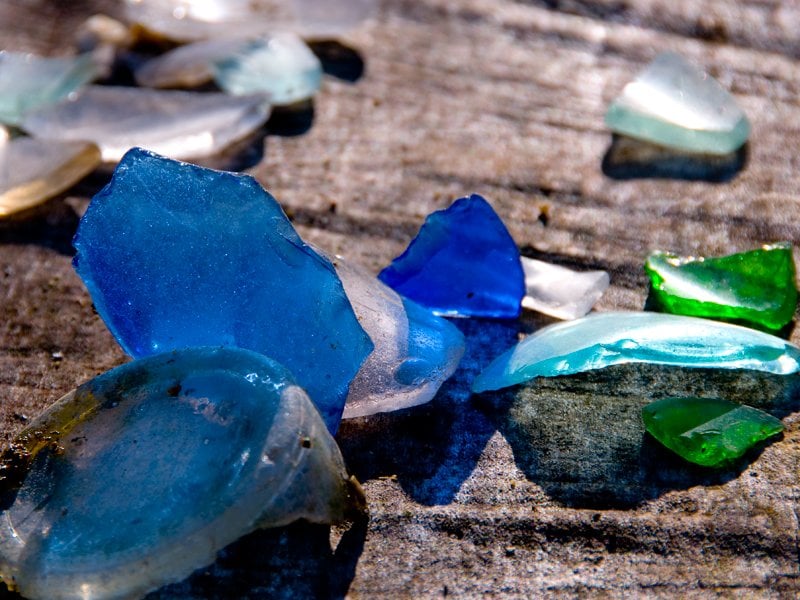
[
  {"xmin": 602, "ymin": 134, "xmax": 749, "ymax": 183},
  {"xmin": 475, "ymin": 364, "xmax": 800, "ymax": 509}
]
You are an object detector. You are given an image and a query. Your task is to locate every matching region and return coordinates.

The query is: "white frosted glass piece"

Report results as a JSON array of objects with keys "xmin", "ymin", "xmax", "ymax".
[
  {"xmin": 521, "ymin": 257, "xmax": 609, "ymax": 320},
  {"xmin": 20, "ymin": 86, "xmax": 270, "ymax": 162}
]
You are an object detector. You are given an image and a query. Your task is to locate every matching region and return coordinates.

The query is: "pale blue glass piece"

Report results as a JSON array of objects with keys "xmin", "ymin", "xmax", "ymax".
[
  {"xmin": 213, "ymin": 33, "xmax": 322, "ymax": 105},
  {"xmin": 334, "ymin": 259, "xmax": 465, "ymax": 418},
  {"xmin": 72, "ymin": 148, "xmax": 372, "ymax": 431},
  {"xmin": 0, "ymin": 347, "xmax": 362, "ymax": 600},
  {"xmin": 135, "ymin": 33, "xmax": 322, "ymax": 106},
  {"xmin": 378, "ymin": 194, "xmax": 525, "ymax": 318},
  {"xmin": 605, "ymin": 52, "xmax": 750, "ymax": 155},
  {"xmin": 0, "ymin": 51, "xmax": 98, "ymax": 125},
  {"xmin": 473, "ymin": 312, "xmax": 800, "ymax": 393}
]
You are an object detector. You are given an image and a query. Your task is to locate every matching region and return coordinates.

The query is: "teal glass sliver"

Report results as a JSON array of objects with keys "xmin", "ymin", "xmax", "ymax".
[{"xmin": 472, "ymin": 312, "xmax": 800, "ymax": 393}]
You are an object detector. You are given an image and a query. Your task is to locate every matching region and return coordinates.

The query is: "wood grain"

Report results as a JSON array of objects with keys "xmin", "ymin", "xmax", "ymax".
[{"xmin": 2, "ymin": 0, "xmax": 800, "ymax": 596}]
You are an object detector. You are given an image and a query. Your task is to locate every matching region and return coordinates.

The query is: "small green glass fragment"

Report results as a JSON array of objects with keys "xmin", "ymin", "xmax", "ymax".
[
  {"xmin": 645, "ymin": 243, "xmax": 798, "ymax": 331},
  {"xmin": 642, "ymin": 397, "xmax": 784, "ymax": 467}
]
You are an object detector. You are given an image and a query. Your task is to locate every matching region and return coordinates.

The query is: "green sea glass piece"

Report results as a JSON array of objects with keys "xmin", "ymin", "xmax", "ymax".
[
  {"xmin": 605, "ymin": 52, "xmax": 750, "ymax": 155},
  {"xmin": 645, "ymin": 243, "xmax": 797, "ymax": 331},
  {"xmin": 642, "ymin": 397, "xmax": 784, "ymax": 467}
]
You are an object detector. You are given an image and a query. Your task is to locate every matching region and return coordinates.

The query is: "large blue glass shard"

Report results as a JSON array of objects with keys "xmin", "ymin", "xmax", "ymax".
[
  {"xmin": 378, "ymin": 194, "xmax": 525, "ymax": 318},
  {"xmin": 0, "ymin": 347, "xmax": 364, "ymax": 600},
  {"xmin": 473, "ymin": 312, "xmax": 800, "ymax": 393},
  {"xmin": 72, "ymin": 148, "xmax": 372, "ymax": 432},
  {"xmin": 334, "ymin": 259, "xmax": 465, "ymax": 418}
]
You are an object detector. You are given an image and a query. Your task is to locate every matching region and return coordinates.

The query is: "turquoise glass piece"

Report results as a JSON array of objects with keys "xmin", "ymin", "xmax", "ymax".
[
  {"xmin": 0, "ymin": 51, "xmax": 98, "ymax": 125},
  {"xmin": 72, "ymin": 148, "xmax": 372, "ymax": 432},
  {"xmin": 472, "ymin": 312, "xmax": 800, "ymax": 393},
  {"xmin": 605, "ymin": 52, "xmax": 750, "ymax": 155},
  {"xmin": 334, "ymin": 259, "xmax": 465, "ymax": 418},
  {"xmin": 378, "ymin": 194, "xmax": 525, "ymax": 318},
  {"xmin": 0, "ymin": 347, "xmax": 364, "ymax": 600}
]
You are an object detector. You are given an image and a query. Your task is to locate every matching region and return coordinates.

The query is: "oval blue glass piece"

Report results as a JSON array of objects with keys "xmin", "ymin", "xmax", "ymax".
[
  {"xmin": 0, "ymin": 347, "xmax": 362, "ymax": 600},
  {"xmin": 72, "ymin": 148, "xmax": 373, "ymax": 432},
  {"xmin": 473, "ymin": 312, "xmax": 800, "ymax": 393},
  {"xmin": 378, "ymin": 194, "xmax": 525, "ymax": 319}
]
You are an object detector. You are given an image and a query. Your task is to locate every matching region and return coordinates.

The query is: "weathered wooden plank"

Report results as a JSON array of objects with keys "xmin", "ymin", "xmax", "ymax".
[{"xmin": 2, "ymin": 0, "xmax": 800, "ymax": 596}]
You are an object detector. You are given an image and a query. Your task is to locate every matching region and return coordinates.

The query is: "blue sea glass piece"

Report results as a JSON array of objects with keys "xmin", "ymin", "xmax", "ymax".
[
  {"xmin": 378, "ymin": 194, "xmax": 525, "ymax": 318},
  {"xmin": 473, "ymin": 312, "xmax": 800, "ymax": 393},
  {"xmin": 0, "ymin": 347, "xmax": 364, "ymax": 600},
  {"xmin": 0, "ymin": 51, "xmax": 99, "ymax": 125},
  {"xmin": 334, "ymin": 259, "xmax": 465, "ymax": 418},
  {"xmin": 72, "ymin": 148, "xmax": 372, "ymax": 431}
]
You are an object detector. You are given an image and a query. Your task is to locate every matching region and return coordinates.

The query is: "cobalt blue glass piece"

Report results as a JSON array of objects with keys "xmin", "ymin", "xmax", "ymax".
[
  {"xmin": 72, "ymin": 148, "xmax": 372, "ymax": 432},
  {"xmin": 378, "ymin": 194, "xmax": 524, "ymax": 318}
]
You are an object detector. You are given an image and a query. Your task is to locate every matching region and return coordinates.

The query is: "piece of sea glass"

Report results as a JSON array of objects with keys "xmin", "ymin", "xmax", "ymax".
[
  {"xmin": 521, "ymin": 256, "xmax": 609, "ymax": 320},
  {"xmin": 645, "ymin": 243, "xmax": 798, "ymax": 331},
  {"xmin": 605, "ymin": 52, "xmax": 750, "ymax": 155},
  {"xmin": 136, "ymin": 33, "xmax": 322, "ymax": 105},
  {"xmin": 642, "ymin": 396, "xmax": 784, "ymax": 467},
  {"xmin": 0, "ymin": 347, "xmax": 365, "ymax": 600},
  {"xmin": 0, "ymin": 137, "xmax": 101, "ymax": 217},
  {"xmin": 0, "ymin": 52, "xmax": 99, "ymax": 126},
  {"xmin": 378, "ymin": 194, "xmax": 525, "ymax": 319},
  {"xmin": 72, "ymin": 148, "xmax": 372, "ymax": 431},
  {"xmin": 472, "ymin": 312, "xmax": 800, "ymax": 393},
  {"xmin": 124, "ymin": 0, "xmax": 373, "ymax": 42},
  {"xmin": 20, "ymin": 86, "xmax": 270, "ymax": 162},
  {"xmin": 334, "ymin": 258, "xmax": 465, "ymax": 418}
]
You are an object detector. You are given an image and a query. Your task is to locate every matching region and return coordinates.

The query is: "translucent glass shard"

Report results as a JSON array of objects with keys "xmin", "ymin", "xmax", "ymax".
[
  {"xmin": 645, "ymin": 243, "xmax": 798, "ymax": 331},
  {"xmin": 472, "ymin": 312, "xmax": 800, "ymax": 393},
  {"xmin": 642, "ymin": 396, "xmax": 784, "ymax": 467},
  {"xmin": 72, "ymin": 148, "xmax": 372, "ymax": 431},
  {"xmin": 0, "ymin": 347, "xmax": 364, "ymax": 600},
  {"xmin": 214, "ymin": 33, "xmax": 322, "ymax": 105},
  {"xmin": 0, "ymin": 137, "xmax": 100, "ymax": 217},
  {"xmin": 334, "ymin": 259, "xmax": 465, "ymax": 418},
  {"xmin": 124, "ymin": 0, "xmax": 373, "ymax": 41},
  {"xmin": 20, "ymin": 86, "xmax": 270, "ymax": 162},
  {"xmin": 136, "ymin": 33, "xmax": 322, "ymax": 105},
  {"xmin": 605, "ymin": 52, "xmax": 750, "ymax": 154},
  {"xmin": 521, "ymin": 257, "xmax": 609, "ymax": 320},
  {"xmin": 378, "ymin": 194, "xmax": 525, "ymax": 319},
  {"xmin": 0, "ymin": 52, "xmax": 99, "ymax": 126}
]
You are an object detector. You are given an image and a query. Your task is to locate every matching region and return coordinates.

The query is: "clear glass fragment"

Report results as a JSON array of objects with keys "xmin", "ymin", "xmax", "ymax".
[
  {"xmin": 20, "ymin": 86, "xmax": 271, "ymax": 162},
  {"xmin": 520, "ymin": 256, "xmax": 609, "ymax": 320}
]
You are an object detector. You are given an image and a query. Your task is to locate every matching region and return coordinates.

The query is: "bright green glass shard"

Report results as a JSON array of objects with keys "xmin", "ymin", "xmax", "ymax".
[
  {"xmin": 605, "ymin": 52, "xmax": 750, "ymax": 155},
  {"xmin": 645, "ymin": 243, "xmax": 797, "ymax": 331},
  {"xmin": 642, "ymin": 397, "xmax": 784, "ymax": 467}
]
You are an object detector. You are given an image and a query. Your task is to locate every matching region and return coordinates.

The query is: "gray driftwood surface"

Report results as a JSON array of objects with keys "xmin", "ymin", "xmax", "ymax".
[{"xmin": 2, "ymin": 0, "xmax": 800, "ymax": 597}]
